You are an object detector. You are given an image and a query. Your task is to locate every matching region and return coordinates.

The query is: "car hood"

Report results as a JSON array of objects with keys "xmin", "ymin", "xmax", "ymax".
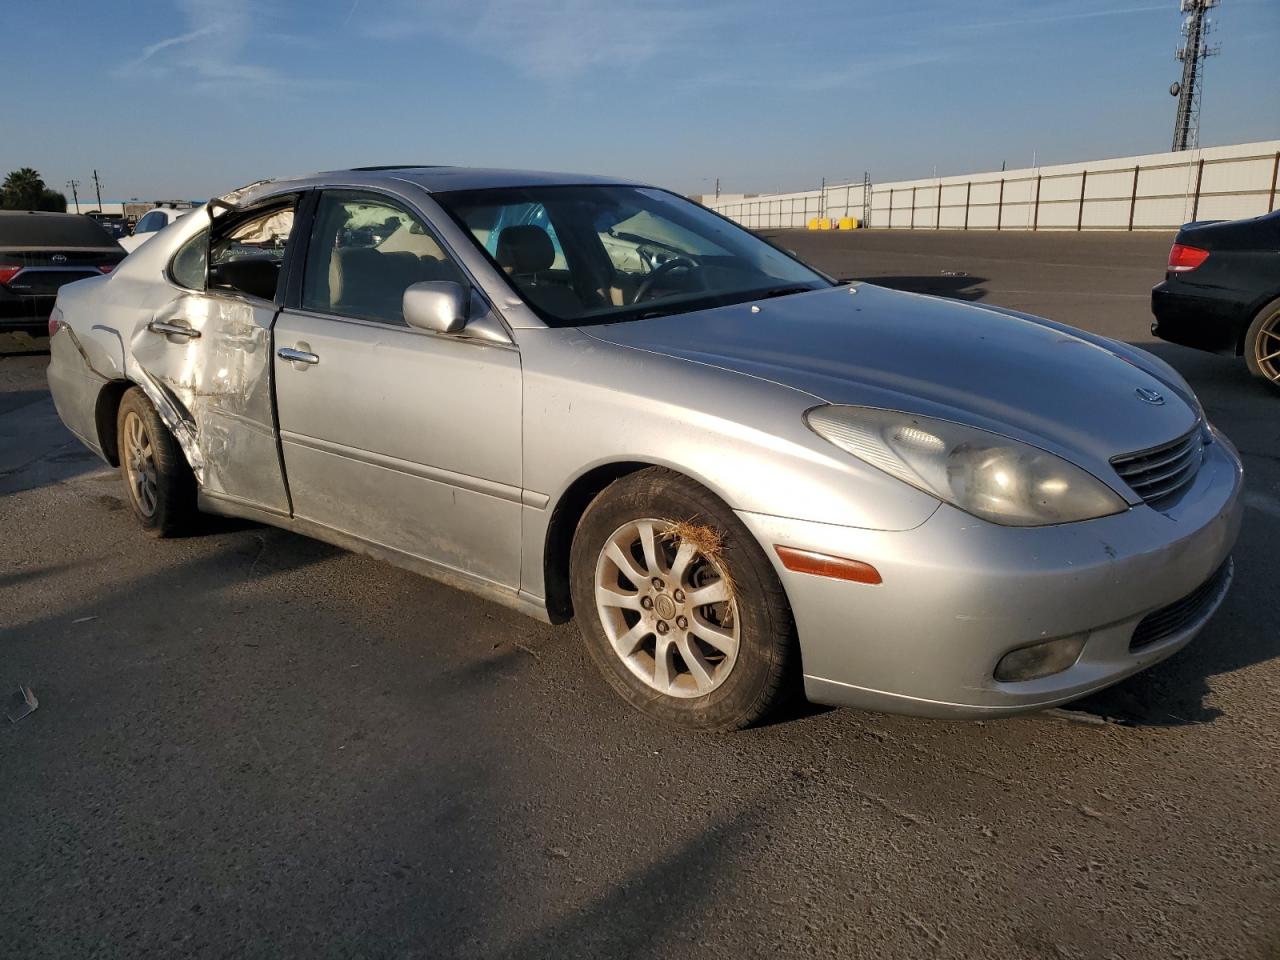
[{"xmin": 582, "ymin": 284, "xmax": 1198, "ymax": 469}]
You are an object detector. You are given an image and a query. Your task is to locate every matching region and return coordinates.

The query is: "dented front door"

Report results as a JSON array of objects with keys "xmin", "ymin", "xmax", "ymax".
[{"xmin": 129, "ymin": 289, "xmax": 289, "ymax": 514}]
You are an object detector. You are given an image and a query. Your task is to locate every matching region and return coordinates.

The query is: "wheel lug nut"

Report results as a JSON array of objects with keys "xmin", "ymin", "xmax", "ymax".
[
  {"xmin": 656, "ymin": 621, "xmax": 669, "ymax": 635},
  {"xmin": 651, "ymin": 577, "xmax": 665, "ymax": 591},
  {"xmin": 673, "ymin": 589, "xmax": 685, "ymax": 603},
  {"xmin": 640, "ymin": 596, "xmax": 654, "ymax": 610},
  {"xmin": 676, "ymin": 615, "xmax": 688, "ymax": 630}
]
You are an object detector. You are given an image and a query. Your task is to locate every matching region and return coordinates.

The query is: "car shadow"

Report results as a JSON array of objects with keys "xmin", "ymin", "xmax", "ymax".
[
  {"xmin": 0, "ymin": 389, "xmax": 49, "ymax": 416},
  {"xmin": 0, "ymin": 332, "xmax": 50, "ymax": 356},
  {"xmin": 492, "ymin": 809, "xmax": 762, "ymax": 960},
  {"xmin": 859, "ymin": 274, "xmax": 989, "ymax": 301}
]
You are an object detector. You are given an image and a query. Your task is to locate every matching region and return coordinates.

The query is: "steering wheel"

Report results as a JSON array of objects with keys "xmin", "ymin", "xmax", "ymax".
[{"xmin": 632, "ymin": 256, "xmax": 700, "ymax": 304}]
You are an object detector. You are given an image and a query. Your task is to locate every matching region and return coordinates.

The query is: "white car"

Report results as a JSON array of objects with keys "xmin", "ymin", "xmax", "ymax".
[{"xmin": 117, "ymin": 207, "xmax": 191, "ymax": 253}]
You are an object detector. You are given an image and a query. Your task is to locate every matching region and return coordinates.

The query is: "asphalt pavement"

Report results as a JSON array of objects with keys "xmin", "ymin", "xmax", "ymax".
[{"xmin": 2, "ymin": 230, "xmax": 1277, "ymax": 959}]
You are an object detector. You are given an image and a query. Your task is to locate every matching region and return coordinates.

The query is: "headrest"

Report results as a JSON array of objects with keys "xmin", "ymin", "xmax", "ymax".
[
  {"xmin": 329, "ymin": 246, "xmax": 379, "ymax": 303},
  {"xmin": 496, "ymin": 225, "xmax": 555, "ymax": 274}
]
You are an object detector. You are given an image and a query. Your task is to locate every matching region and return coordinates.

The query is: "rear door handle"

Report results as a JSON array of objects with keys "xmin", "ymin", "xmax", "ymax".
[
  {"xmin": 277, "ymin": 346, "xmax": 319, "ymax": 365},
  {"xmin": 149, "ymin": 320, "xmax": 201, "ymax": 339}
]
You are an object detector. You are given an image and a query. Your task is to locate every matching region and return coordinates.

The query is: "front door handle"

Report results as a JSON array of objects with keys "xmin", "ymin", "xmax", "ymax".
[
  {"xmin": 277, "ymin": 346, "xmax": 319, "ymax": 365},
  {"xmin": 149, "ymin": 320, "xmax": 201, "ymax": 339}
]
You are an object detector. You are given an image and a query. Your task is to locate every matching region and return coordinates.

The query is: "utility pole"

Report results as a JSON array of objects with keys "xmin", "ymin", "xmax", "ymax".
[
  {"xmin": 92, "ymin": 169, "xmax": 104, "ymax": 210},
  {"xmin": 1171, "ymin": 0, "xmax": 1221, "ymax": 152},
  {"xmin": 65, "ymin": 179, "xmax": 81, "ymax": 213},
  {"xmin": 714, "ymin": 177, "xmax": 720, "ymax": 199}
]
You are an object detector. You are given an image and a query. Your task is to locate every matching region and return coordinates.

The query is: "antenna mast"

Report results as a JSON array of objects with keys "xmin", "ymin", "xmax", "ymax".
[{"xmin": 1171, "ymin": 0, "xmax": 1221, "ymax": 152}]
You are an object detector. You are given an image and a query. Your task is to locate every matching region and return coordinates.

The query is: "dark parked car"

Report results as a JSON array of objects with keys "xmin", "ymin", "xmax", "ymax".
[
  {"xmin": 1151, "ymin": 210, "xmax": 1280, "ymax": 390},
  {"xmin": 0, "ymin": 212, "xmax": 126, "ymax": 335},
  {"xmin": 86, "ymin": 212, "xmax": 131, "ymax": 240}
]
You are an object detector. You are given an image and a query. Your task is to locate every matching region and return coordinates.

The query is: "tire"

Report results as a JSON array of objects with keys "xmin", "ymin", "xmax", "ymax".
[
  {"xmin": 116, "ymin": 387, "xmax": 198, "ymax": 537},
  {"xmin": 570, "ymin": 467, "xmax": 798, "ymax": 731},
  {"xmin": 1244, "ymin": 297, "xmax": 1280, "ymax": 390}
]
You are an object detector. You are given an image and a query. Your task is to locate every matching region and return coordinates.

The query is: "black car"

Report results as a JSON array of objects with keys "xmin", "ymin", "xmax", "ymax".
[
  {"xmin": 0, "ymin": 211, "xmax": 126, "ymax": 335},
  {"xmin": 1151, "ymin": 209, "xmax": 1280, "ymax": 390},
  {"xmin": 86, "ymin": 212, "xmax": 130, "ymax": 240}
]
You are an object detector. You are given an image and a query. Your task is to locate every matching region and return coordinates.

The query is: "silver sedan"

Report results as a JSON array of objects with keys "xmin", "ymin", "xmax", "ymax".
[{"xmin": 47, "ymin": 167, "xmax": 1243, "ymax": 730}]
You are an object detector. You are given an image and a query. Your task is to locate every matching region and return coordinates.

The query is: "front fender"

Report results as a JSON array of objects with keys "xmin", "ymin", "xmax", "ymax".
[{"xmin": 516, "ymin": 328, "xmax": 940, "ymax": 601}]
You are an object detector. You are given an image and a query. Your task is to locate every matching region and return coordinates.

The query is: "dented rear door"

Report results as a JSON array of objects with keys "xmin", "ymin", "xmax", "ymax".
[{"xmin": 128, "ymin": 212, "xmax": 292, "ymax": 516}]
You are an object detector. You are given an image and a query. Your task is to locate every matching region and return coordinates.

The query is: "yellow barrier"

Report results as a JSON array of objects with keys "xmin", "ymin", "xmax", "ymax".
[
  {"xmin": 807, "ymin": 218, "xmax": 820, "ymax": 230},
  {"xmin": 818, "ymin": 217, "xmax": 831, "ymax": 230},
  {"xmin": 838, "ymin": 216, "xmax": 859, "ymax": 230}
]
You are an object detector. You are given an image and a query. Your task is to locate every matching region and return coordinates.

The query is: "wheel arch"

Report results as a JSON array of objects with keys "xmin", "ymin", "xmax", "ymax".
[
  {"xmin": 93, "ymin": 379, "xmax": 133, "ymax": 467},
  {"xmin": 541, "ymin": 456, "xmax": 791, "ymax": 623},
  {"xmin": 94, "ymin": 376, "xmax": 198, "ymax": 473},
  {"xmin": 1240, "ymin": 292, "xmax": 1280, "ymax": 356},
  {"xmin": 542, "ymin": 460, "xmax": 654, "ymax": 622}
]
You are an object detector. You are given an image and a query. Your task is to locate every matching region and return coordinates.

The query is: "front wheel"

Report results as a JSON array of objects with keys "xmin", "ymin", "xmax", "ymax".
[
  {"xmin": 1244, "ymin": 297, "xmax": 1280, "ymax": 390},
  {"xmin": 116, "ymin": 387, "xmax": 198, "ymax": 537},
  {"xmin": 570, "ymin": 468, "xmax": 798, "ymax": 731}
]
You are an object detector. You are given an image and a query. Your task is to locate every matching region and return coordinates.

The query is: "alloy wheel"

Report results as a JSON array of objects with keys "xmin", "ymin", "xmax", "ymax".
[
  {"xmin": 122, "ymin": 410, "xmax": 159, "ymax": 517},
  {"xmin": 1256, "ymin": 311, "xmax": 1280, "ymax": 383},
  {"xmin": 593, "ymin": 519, "xmax": 739, "ymax": 698}
]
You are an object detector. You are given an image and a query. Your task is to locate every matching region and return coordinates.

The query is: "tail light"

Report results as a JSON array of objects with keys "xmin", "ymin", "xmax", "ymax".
[
  {"xmin": 48, "ymin": 307, "xmax": 65, "ymax": 338},
  {"xmin": 0, "ymin": 264, "xmax": 21, "ymax": 286},
  {"xmin": 1168, "ymin": 243, "xmax": 1209, "ymax": 273},
  {"xmin": 99, "ymin": 265, "xmax": 116, "ymax": 274}
]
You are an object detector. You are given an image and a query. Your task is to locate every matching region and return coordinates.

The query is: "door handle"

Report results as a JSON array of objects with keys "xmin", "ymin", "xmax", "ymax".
[
  {"xmin": 277, "ymin": 346, "xmax": 319, "ymax": 365},
  {"xmin": 149, "ymin": 320, "xmax": 201, "ymax": 339}
]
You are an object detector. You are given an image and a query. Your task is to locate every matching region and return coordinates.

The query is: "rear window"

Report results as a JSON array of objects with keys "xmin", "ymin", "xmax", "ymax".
[{"xmin": 0, "ymin": 213, "xmax": 116, "ymax": 248}]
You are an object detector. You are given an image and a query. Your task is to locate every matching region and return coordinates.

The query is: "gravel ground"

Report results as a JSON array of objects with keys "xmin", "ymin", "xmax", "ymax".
[{"xmin": 1, "ymin": 230, "xmax": 1277, "ymax": 959}]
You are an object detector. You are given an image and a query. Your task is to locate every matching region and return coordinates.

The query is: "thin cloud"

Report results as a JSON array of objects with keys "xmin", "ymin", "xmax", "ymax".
[
  {"xmin": 362, "ymin": 0, "xmax": 723, "ymax": 82},
  {"xmin": 115, "ymin": 0, "xmax": 288, "ymax": 93},
  {"xmin": 963, "ymin": 3, "xmax": 1168, "ymax": 31},
  {"xmin": 688, "ymin": 48, "xmax": 954, "ymax": 93},
  {"xmin": 119, "ymin": 23, "xmax": 219, "ymax": 73}
]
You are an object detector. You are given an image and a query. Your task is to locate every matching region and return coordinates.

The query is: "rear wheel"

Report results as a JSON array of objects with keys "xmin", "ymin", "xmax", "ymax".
[
  {"xmin": 570, "ymin": 468, "xmax": 797, "ymax": 731},
  {"xmin": 116, "ymin": 387, "xmax": 198, "ymax": 537},
  {"xmin": 1244, "ymin": 297, "xmax": 1280, "ymax": 390}
]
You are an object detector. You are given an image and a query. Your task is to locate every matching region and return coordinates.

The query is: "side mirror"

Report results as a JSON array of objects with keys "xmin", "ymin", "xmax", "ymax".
[{"xmin": 403, "ymin": 280, "xmax": 469, "ymax": 334}]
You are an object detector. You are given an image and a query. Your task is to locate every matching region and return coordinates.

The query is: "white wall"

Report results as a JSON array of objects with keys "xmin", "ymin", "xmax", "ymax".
[{"xmin": 705, "ymin": 140, "xmax": 1280, "ymax": 231}]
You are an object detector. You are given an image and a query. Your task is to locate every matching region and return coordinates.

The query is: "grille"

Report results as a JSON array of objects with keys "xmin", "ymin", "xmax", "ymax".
[
  {"xmin": 1130, "ymin": 560, "xmax": 1232, "ymax": 651},
  {"xmin": 1110, "ymin": 426, "xmax": 1204, "ymax": 508}
]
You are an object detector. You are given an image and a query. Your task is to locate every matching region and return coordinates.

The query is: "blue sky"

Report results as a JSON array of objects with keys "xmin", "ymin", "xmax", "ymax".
[{"xmin": 4, "ymin": 0, "xmax": 1277, "ymax": 201}]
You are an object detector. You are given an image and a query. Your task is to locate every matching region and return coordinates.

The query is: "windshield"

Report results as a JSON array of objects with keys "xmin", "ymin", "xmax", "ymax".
[{"xmin": 433, "ymin": 185, "xmax": 831, "ymax": 327}]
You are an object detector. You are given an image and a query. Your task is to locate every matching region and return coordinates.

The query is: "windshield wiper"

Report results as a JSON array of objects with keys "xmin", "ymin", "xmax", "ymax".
[{"xmin": 758, "ymin": 285, "xmax": 814, "ymax": 300}]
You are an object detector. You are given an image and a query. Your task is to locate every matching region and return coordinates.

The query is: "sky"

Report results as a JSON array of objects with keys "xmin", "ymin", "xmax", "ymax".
[{"xmin": 4, "ymin": 0, "xmax": 1278, "ymax": 202}]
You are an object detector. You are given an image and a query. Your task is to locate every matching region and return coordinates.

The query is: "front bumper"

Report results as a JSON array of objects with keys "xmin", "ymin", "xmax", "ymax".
[{"xmin": 737, "ymin": 432, "xmax": 1244, "ymax": 718}]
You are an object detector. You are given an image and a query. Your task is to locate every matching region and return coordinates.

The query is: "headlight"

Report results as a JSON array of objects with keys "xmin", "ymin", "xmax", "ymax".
[{"xmin": 805, "ymin": 406, "xmax": 1128, "ymax": 526}]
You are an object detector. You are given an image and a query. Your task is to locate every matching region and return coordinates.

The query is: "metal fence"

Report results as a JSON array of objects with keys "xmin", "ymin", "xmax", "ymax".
[{"xmin": 706, "ymin": 140, "xmax": 1280, "ymax": 231}]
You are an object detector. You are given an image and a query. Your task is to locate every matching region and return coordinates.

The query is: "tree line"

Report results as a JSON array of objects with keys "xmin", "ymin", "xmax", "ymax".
[{"xmin": 1, "ymin": 168, "xmax": 68, "ymax": 212}]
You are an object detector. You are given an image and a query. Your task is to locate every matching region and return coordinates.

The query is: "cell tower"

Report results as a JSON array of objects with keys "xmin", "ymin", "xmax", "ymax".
[{"xmin": 1170, "ymin": 0, "xmax": 1221, "ymax": 152}]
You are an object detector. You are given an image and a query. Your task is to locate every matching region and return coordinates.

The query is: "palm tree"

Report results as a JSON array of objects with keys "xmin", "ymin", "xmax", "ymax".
[{"xmin": 2, "ymin": 168, "xmax": 47, "ymax": 210}]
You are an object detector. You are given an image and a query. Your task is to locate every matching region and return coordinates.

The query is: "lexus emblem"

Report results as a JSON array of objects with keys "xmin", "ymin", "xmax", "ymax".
[
  {"xmin": 1135, "ymin": 387, "xmax": 1165, "ymax": 405},
  {"xmin": 51, "ymin": 254, "xmax": 67, "ymax": 263}
]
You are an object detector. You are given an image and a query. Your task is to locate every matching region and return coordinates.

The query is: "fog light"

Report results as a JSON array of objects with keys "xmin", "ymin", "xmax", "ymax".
[{"xmin": 994, "ymin": 635, "xmax": 1086, "ymax": 682}]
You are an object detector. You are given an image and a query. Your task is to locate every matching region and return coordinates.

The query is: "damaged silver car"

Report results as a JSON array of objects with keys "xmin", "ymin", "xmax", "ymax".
[{"xmin": 47, "ymin": 166, "xmax": 1243, "ymax": 730}]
